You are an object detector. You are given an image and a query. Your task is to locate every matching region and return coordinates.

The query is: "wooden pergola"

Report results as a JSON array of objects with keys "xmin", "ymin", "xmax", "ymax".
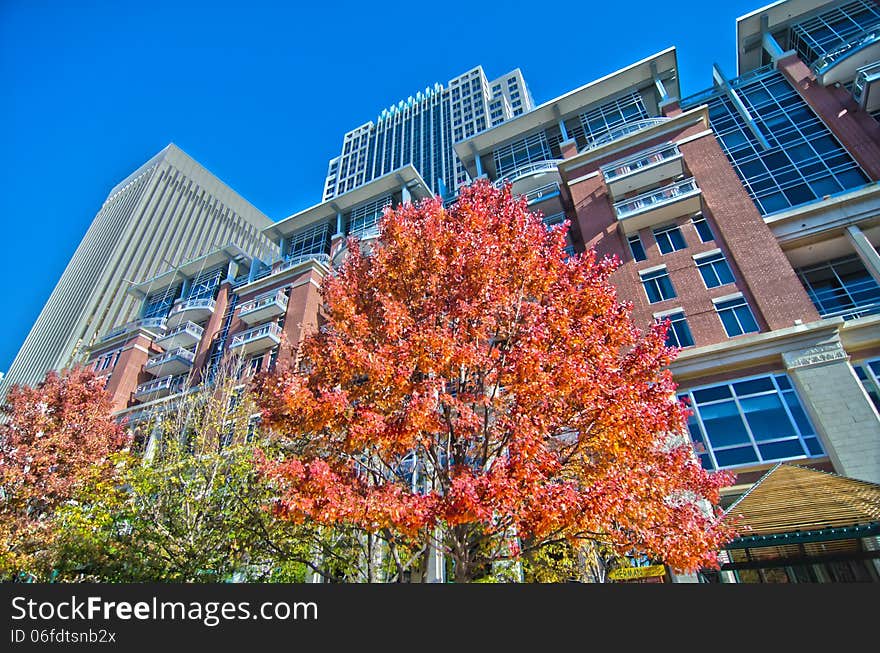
[{"xmin": 715, "ymin": 463, "xmax": 880, "ymax": 583}]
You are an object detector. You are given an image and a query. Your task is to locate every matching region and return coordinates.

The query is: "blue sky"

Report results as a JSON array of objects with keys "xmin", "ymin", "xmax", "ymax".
[{"xmin": 0, "ymin": 0, "xmax": 762, "ymax": 373}]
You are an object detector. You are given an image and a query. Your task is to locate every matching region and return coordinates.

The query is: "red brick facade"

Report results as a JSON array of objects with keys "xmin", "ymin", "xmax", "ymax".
[{"xmin": 561, "ymin": 117, "xmax": 819, "ymax": 348}]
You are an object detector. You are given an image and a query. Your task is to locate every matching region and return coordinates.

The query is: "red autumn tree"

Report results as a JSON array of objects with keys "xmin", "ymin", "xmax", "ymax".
[
  {"xmin": 256, "ymin": 179, "xmax": 734, "ymax": 582},
  {"xmin": 0, "ymin": 366, "xmax": 130, "ymax": 577}
]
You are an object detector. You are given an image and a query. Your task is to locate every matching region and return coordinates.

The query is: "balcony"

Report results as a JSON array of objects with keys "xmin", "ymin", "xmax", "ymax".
[
  {"xmin": 494, "ymin": 160, "xmax": 563, "ymax": 200},
  {"xmin": 239, "ymin": 290, "xmax": 289, "ymax": 326},
  {"xmin": 854, "ymin": 61, "xmax": 880, "ymax": 113},
  {"xmin": 165, "ymin": 297, "xmax": 215, "ymax": 329},
  {"xmin": 522, "ymin": 182, "xmax": 561, "ymax": 206},
  {"xmin": 272, "ymin": 253, "xmax": 332, "ymax": 275},
  {"xmin": 812, "ymin": 29, "xmax": 880, "ymax": 86},
  {"xmin": 100, "ymin": 317, "xmax": 166, "ymax": 343},
  {"xmin": 581, "ymin": 118, "xmax": 670, "ymax": 152},
  {"xmin": 601, "ymin": 143, "xmax": 684, "ymax": 199},
  {"xmin": 134, "ymin": 374, "xmax": 186, "ymax": 402},
  {"xmin": 144, "ymin": 347, "xmax": 195, "ymax": 378},
  {"xmin": 229, "ymin": 322, "xmax": 282, "ymax": 355},
  {"xmin": 613, "ymin": 177, "xmax": 702, "ymax": 234},
  {"xmin": 154, "ymin": 321, "xmax": 204, "ymax": 350}
]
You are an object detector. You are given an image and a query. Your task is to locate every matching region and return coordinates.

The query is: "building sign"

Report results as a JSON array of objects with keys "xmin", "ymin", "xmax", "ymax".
[{"xmin": 608, "ymin": 565, "xmax": 667, "ymax": 581}]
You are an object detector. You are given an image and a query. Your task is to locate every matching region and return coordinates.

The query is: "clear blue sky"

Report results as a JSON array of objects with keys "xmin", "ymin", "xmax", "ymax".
[{"xmin": 0, "ymin": 0, "xmax": 761, "ymax": 373}]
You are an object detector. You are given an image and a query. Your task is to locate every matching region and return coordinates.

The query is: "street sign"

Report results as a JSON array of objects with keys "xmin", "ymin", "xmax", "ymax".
[{"xmin": 608, "ymin": 564, "xmax": 667, "ymax": 581}]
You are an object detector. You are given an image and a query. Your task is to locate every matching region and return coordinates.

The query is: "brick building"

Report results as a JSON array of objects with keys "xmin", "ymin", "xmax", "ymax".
[{"xmin": 61, "ymin": 0, "xmax": 880, "ymax": 581}]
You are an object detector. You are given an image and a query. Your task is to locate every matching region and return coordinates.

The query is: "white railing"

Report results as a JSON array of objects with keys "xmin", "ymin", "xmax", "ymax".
[
  {"xmin": 230, "ymin": 322, "xmax": 283, "ymax": 349},
  {"xmin": 812, "ymin": 29, "xmax": 880, "ymax": 75},
  {"xmin": 101, "ymin": 317, "xmax": 166, "ymax": 342},
  {"xmin": 494, "ymin": 160, "xmax": 564, "ymax": 187},
  {"xmin": 145, "ymin": 347, "xmax": 195, "ymax": 369},
  {"xmin": 582, "ymin": 118, "xmax": 670, "ymax": 151},
  {"xmin": 168, "ymin": 297, "xmax": 215, "ymax": 318},
  {"xmin": 602, "ymin": 143, "xmax": 682, "ymax": 181},
  {"xmin": 158, "ymin": 321, "xmax": 204, "ymax": 341},
  {"xmin": 239, "ymin": 290, "xmax": 288, "ymax": 316},
  {"xmin": 523, "ymin": 182, "xmax": 560, "ymax": 204},
  {"xmin": 272, "ymin": 253, "xmax": 331, "ymax": 274},
  {"xmin": 135, "ymin": 374, "xmax": 186, "ymax": 397},
  {"xmin": 614, "ymin": 178, "xmax": 700, "ymax": 219}
]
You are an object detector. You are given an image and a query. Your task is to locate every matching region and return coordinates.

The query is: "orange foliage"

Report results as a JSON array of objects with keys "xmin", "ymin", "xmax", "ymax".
[{"xmin": 256, "ymin": 180, "xmax": 734, "ymax": 574}]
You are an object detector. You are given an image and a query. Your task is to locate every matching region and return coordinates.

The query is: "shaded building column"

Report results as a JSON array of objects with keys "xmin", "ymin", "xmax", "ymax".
[
  {"xmin": 191, "ymin": 283, "xmax": 230, "ymax": 384},
  {"xmin": 782, "ymin": 339, "xmax": 880, "ymax": 484},
  {"xmin": 845, "ymin": 224, "xmax": 880, "ymax": 285}
]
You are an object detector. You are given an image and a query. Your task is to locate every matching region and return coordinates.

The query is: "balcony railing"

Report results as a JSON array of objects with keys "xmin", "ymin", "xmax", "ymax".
[
  {"xmin": 168, "ymin": 297, "xmax": 215, "ymax": 318},
  {"xmin": 272, "ymin": 253, "xmax": 331, "ymax": 274},
  {"xmin": 239, "ymin": 290, "xmax": 288, "ymax": 316},
  {"xmin": 145, "ymin": 347, "xmax": 195, "ymax": 370},
  {"xmin": 134, "ymin": 374, "xmax": 187, "ymax": 400},
  {"xmin": 493, "ymin": 160, "xmax": 564, "ymax": 187},
  {"xmin": 230, "ymin": 322, "xmax": 283, "ymax": 350},
  {"xmin": 165, "ymin": 297, "xmax": 215, "ymax": 329},
  {"xmin": 523, "ymin": 182, "xmax": 560, "ymax": 204},
  {"xmin": 582, "ymin": 118, "xmax": 670, "ymax": 151},
  {"xmin": 602, "ymin": 143, "xmax": 682, "ymax": 181},
  {"xmin": 613, "ymin": 177, "xmax": 700, "ymax": 220},
  {"xmin": 156, "ymin": 321, "xmax": 204, "ymax": 346},
  {"xmin": 100, "ymin": 317, "xmax": 166, "ymax": 342},
  {"xmin": 807, "ymin": 277, "xmax": 880, "ymax": 321},
  {"xmin": 811, "ymin": 28, "xmax": 880, "ymax": 76}
]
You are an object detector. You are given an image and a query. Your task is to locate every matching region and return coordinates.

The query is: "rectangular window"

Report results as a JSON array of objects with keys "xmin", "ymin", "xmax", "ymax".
[
  {"xmin": 347, "ymin": 195, "xmax": 392, "ymax": 237},
  {"xmin": 187, "ymin": 267, "xmax": 224, "ymax": 300},
  {"xmin": 285, "ymin": 221, "xmax": 330, "ymax": 260},
  {"xmin": 94, "ymin": 349, "xmax": 122, "ymax": 372},
  {"xmin": 715, "ymin": 295, "xmax": 759, "ymax": 336},
  {"xmin": 628, "ymin": 234, "xmax": 647, "ymax": 261},
  {"xmin": 658, "ymin": 310, "xmax": 694, "ymax": 348},
  {"xmin": 143, "ymin": 285, "xmax": 180, "ymax": 319},
  {"xmin": 854, "ymin": 358, "xmax": 880, "ymax": 411},
  {"xmin": 695, "ymin": 250, "xmax": 736, "ymax": 288},
  {"xmin": 693, "ymin": 215, "xmax": 714, "ymax": 242},
  {"xmin": 653, "ymin": 224, "xmax": 687, "ymax": 254},
  {"xmin": 640, "ymin": 267, "xmax": 676, "ymax": 303},
  {"xmin": 796, "ymin": 254, "xmax": 880, "ymax": 320},
  {"xmin": 679, "ymin": 373, "xmax": 823, "ymax": 470}
]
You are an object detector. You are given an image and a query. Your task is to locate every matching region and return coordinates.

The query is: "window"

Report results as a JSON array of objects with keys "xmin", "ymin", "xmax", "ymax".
[
  {"xmin": 285, "ymin": 221, "xmax": 330, "ymax": 259},
  {"xmin": 492, "ymin": 132, "xmax": 553, "ymax": 179},
  {"xmin": 853, "ymin": 358, "xmax": 880, "ymax": 410},
  {"xmin": 187, "ymin": 266, "xmax": 223, "ymax": 300},
  {"xmin": 796, "ymin": 255, "xmax": 880, "ymax": 320},
  {"xmin": 347, "ymin": 195, "xmax": 392, "ymax": 237},
  {"xmin": 627, "ymin": 234, "xmax": 647, "ymax": 261},
  {"xmin": 94, "ymin": 349, "xmax": 122, "ymax": 372},
  {"xmin": 248, "ymin": 354, "xmax": 265, "ymax": 375},
  {"xmin": 682, "ymin": 68, "xmax": 867, "ymax": 216},
  {"xmin": 143, "ymin": 285, "xmax": 180, "ymax": 319},
  {"xmin": 715, "ymin": 295, "xmax": 759, "ymax": 336},
  {"xmin": 695, "ymin": 250, "xmax": 735, "ymax": 288},
  {"xmin": 679, "ymin": 373, "xmax": 823, "ymax": 470},
  {"xmin": 692, "ymin": 215, "xmax": 714, "ymax": 242},
  {"xmin": 653, "ymin": 224, "xmax": 687, "ymax": 254},
  {"xmin": 658, "ymin": 310, "xmax": 694, "ymax": 348},
  {"xmin": 569, "ymin": 91, "xmax": 649, "ymax": 149},
  {"xmin": 640, "ymin": 267, "xmax": 676, "ymax": 303}
]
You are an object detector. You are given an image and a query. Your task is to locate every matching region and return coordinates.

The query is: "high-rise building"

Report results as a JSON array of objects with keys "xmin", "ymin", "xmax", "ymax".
[
  {"xmin": 0, "ymin": 143, "xmax": 276, "ymax": 398},
  {"xmin": 322, "ymin": 66, "xmax": 534, "ymax": 201}
]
